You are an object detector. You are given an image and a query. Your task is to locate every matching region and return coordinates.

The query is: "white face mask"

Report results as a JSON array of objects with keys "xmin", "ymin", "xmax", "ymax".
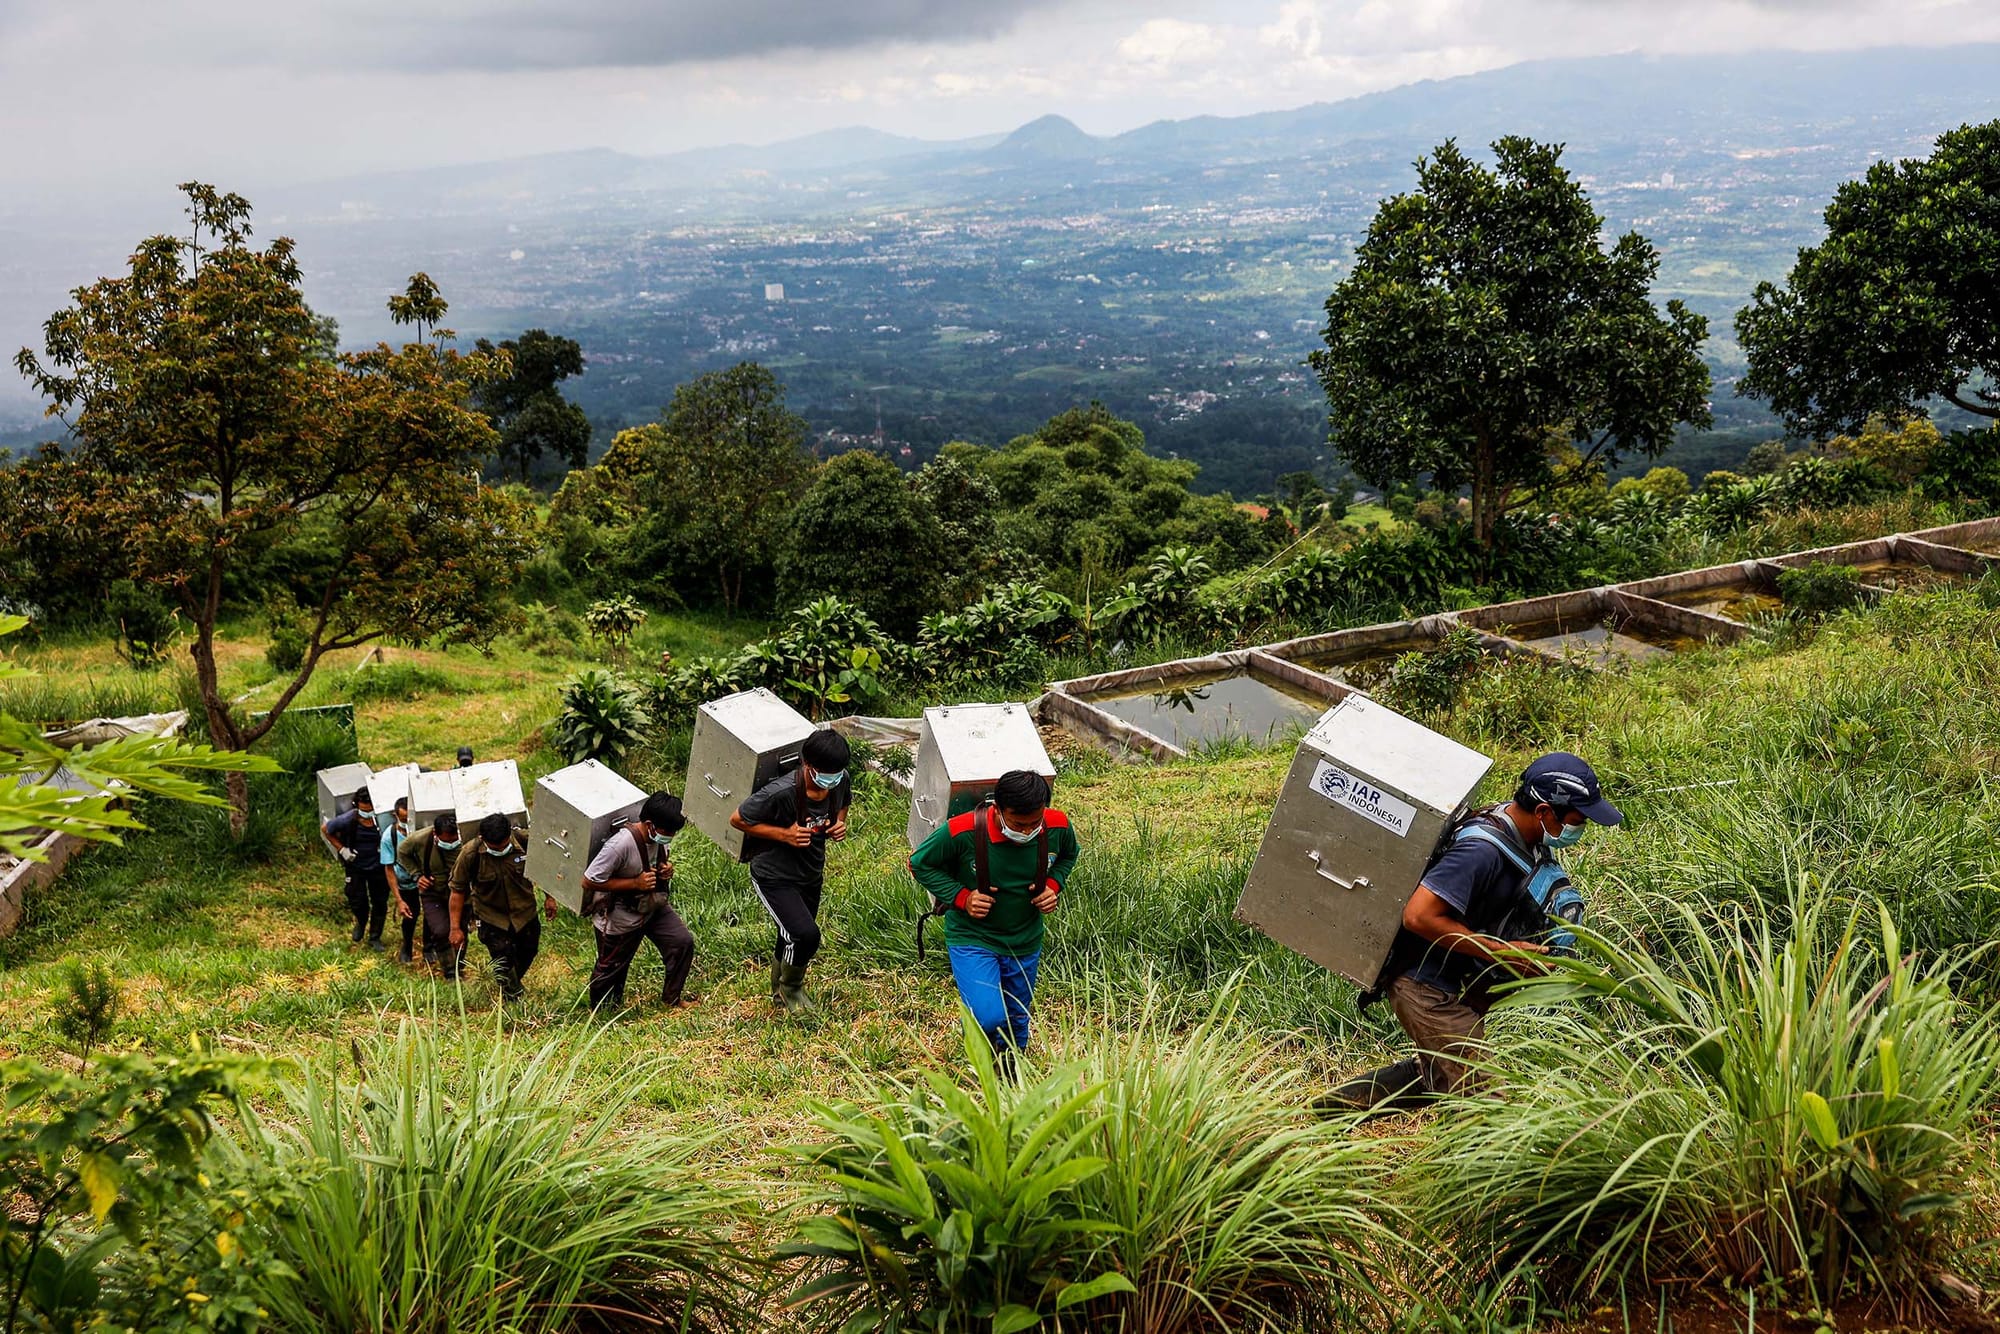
[{"xmin": 999, "ymin": 821, "xmax": 1043, "ymax": 845}]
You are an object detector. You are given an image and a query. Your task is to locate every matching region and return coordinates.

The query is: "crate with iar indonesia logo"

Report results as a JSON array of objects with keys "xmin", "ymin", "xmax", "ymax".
[{"xmin": 1236, "ymin": 696, "xmax": 1492, "ymax": 987}]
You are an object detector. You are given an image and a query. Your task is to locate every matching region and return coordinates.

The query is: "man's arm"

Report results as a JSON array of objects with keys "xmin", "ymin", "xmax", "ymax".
[
  {"xmin": 581, "ymin": 829, "xmax": 653, "ymax": 893},
  {"xmin": 323, "ymin": 813, "xmax": 354, "ymax": 861},
  {"xmin": 909, "ymin": 824, "xmax": 974, "ymax": 911},
  {"xmin": 1402, "ymin": 886, "xmax": 1550, "ymax": 975},
  {"xmin": 397, "ymin": 834, "xmax": 426, "ymax": 887},
  {"xmin": 731, "ymin": 785, "xmax": 812, "ymax": 848}
]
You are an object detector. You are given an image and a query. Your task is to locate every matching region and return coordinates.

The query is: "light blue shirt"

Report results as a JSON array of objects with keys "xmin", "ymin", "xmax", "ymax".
[{"xmin": 381, "ymin": 823, "xmax": 411, "ymax": 889}]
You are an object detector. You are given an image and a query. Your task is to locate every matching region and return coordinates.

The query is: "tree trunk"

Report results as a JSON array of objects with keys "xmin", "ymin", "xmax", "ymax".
[{"xmin": 1471, "ymin": 428, "xmax": 1498, "ymax": 561}]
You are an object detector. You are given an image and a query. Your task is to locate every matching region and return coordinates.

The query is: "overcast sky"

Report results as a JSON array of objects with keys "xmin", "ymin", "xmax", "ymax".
[{"xmin": 2, "ymin": 0, "xmax": 1997, "ymax": 202}]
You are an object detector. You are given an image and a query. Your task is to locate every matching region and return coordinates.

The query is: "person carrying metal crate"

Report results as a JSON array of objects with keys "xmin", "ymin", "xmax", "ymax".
[
  {"xmin": 1327, "ymin": 752, "xmax": 1620, "ymax": 1112},
  {"xmin": 908, "ymin": 769, "xmax": 1079, "ymax": 1077}
]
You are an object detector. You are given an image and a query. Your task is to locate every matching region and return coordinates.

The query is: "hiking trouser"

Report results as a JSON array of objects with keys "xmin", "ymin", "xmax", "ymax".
[
  {"xmin": 420, "ymin": 897, "xmax": 461, "ymax": 977},
  {"xmin": 395, "ymin": 880, "xmax": 421, "ymax": 952},
  {"xmin": 476, "ymin": 917, "xmax": 541, "ymax": 1000},
  {"xmin": 947, "ymin": 945, "xmax": 1040, "ymax": 1054},
  {"xmin": 750, "ymin": 877, "xmax": 823, "ymax": 969},
  {"xmin": 588, "ymin": 904, "xmax": 695, "ymax": 1008},
  {"xmin": 343, "ymin": 867, "xmax": 389, "ymax": 939},
  {"xmin": 1387, "ymin": 975, "xmax": 1490, "ymax": 1096}
]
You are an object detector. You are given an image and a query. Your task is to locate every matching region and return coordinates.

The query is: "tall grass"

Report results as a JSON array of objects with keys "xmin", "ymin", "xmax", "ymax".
[
  {"xmin": 780, "ymin": 989, "xmax": 1408, "ymax": 1332},
  {"xmin": 214, "ymin": 1018, "xmax": 758, "ymax": 1334},
  {"xmin": 1412, "ymin": 881, "xmax": 2000, "ymax": 1314}
]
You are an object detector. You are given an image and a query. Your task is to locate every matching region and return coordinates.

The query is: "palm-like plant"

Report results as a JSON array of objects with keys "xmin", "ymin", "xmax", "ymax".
[{"xmin": 552, "ymin": 668, "xmax": 652, "ymax": 764}]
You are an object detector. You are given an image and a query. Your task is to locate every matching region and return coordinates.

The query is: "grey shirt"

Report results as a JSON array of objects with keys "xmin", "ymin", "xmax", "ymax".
[{"xmin": 583, "ymin": 825, "xmax": 660, "ymax": 935}]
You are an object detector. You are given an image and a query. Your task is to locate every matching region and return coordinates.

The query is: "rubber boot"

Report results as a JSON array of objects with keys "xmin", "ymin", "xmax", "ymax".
[
  {"xmin": 350, "ymin": 920, "xmax": 366, "ymax": 944},
  {"xmin": 399, "ymin": 918, "xmax": 417, "ymax": 965},
  {"xmin": 769, "ymin": 955, "xmax": 785, "ymax": 1005},
  {"xmin": 775, "ymin": 963, "xmax": 812, "ymax": 1013},
  {"xmin": 1316, "ymin": 1058, "xmax": 1436, "ymax": 1115},
  {"xmin": 365, "ymin": 934, "xmax": 386, "ymax": 953}
]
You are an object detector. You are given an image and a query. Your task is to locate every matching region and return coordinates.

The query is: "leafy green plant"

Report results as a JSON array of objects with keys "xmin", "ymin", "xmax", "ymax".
[
  {"xmin": 217, "ymin": 1019, "xmax": 756, "ymax": 1334},
  {"xmin": 779, "ymin": 1021, "xmax": 1136, "ymax": 1333},
  {"xmin": 552, "ymin": 668, "xmax": 653, "ymax": 764},
  {"xmin": 1055, "ymin": 992, "xmax": 1407, "ymax": 1331},
  {"xmin": 264, "ymin": 620, "xmax": 307, "ymax": 674},
  {"xmin": 51, "ymin": 960, "xmax": 121, "ymax": 1062},
  {"xmin": 0, "ymin": 1046, "xmax": 285, "ymax": 1334},
  {"xmin": 105, "ymin": 580, "xmax": 178, "ymax": 670},
  {"xmin": 1416, "ymin": 881, "xmax": 2000, "ymax": 1312},
  {"xmin": 585, "ymin": 593, "xmax": 648, "ymax": 653},
  {"xmin": 1775, "ymin": 562, "xmax": 1866, "ymax": 618},
  {"xmin": 1374, "ymin": 625, "xmax": 1489, "ymax": 716},
  {"xmin": 515, "ymin": 600, "xmax": 589, "ymax": 657}
]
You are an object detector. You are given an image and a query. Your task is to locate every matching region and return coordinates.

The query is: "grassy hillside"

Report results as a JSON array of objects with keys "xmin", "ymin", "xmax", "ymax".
[{"xmin": 4, "ymin": 581, "xmax": 2000, "ymax": 1329}]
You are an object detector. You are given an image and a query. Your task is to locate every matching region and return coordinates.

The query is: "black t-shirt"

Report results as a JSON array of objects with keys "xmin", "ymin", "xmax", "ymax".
[
  {"xmin": 1396, "ymin": 823, "xmax": 1531, "ymax": 997},
  {"xmin": 738, "ymin": 770, "xmax": 849, "ymax": 892}
]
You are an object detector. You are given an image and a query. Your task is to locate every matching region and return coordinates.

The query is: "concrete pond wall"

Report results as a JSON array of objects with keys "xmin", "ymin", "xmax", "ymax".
[{"xmin": 1043, "ymin": 521, "xmax": 1999, "ymax": 761}]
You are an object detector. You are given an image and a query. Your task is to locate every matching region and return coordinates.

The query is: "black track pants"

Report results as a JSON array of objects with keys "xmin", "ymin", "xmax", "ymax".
[
  {"xmin": 750, "ymin": 877, "xmax": 823, "ymax": 969},
  {"xmin": 342, "ymin": 867, "xmax": 389, "ymax": 939}
]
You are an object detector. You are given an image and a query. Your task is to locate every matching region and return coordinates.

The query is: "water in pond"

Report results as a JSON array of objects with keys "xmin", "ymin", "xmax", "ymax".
[
  {"xmin": 1656, "ymin": 584, "xmax": 1786, "ymax": 622},
  {"xmin": 1495, "ymin": 616, "xmax": 1698, "ymax": 665},
  {"xmin": 1295, "ymin": 641, "xmax": 1432, "ymax": 691},
  {"xmin": 1085, "ymin": 672, "xmax": 1324, "ymax": 749},
  {"xmin": 1848, "ymin": 559, "xmax": 1976, "ymax": 592}
]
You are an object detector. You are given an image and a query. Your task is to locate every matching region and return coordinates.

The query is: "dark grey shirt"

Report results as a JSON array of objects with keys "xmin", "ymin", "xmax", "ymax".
[
  {"xmin": 325, "ymin": 807, "xmax": 383, "ymax": 870},
  {"xmin": 737, "ymin": 771, "xmax": 848, "ymax": 892}
]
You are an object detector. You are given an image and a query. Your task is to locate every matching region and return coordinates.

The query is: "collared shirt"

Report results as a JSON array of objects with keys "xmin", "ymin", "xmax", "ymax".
[
  {"xmin": 450, "ymin": 829, "xmax": 538, "ymax": 931},
  {"xmin": 397, "ymin": 827, "xmax": 460, "ymax": 903}
]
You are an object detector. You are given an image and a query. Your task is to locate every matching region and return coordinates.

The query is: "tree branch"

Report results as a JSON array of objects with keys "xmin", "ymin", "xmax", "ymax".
[{"xmin": 1944, "ymin": 388, "xmax": 2000, "ymax": 420}]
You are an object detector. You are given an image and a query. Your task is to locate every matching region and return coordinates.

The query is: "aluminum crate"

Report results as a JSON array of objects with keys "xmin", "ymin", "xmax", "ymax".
[
  {"xmin": 315, "ymin": 762, "xmax": 374, "ymax": 856},
  {"xmin": 450, "ymin": 759, "xmax": 528, "ymax": 834},
  {"xmin": 408, "ymin": 770, "xmax": 457, "ymax": 838},
  {"xmin": 905, "ymin": 702, "xmax": 1055, "ymax": 851},
  {"xmin": 1234, "ymin": 695, "xmax": 1492, "ymax": 988},
  {"xmin": 683, "ymin": 689, "xmax": 815, "ymax": 859},
  {"xmin": 526, "ymin": 760, "xmax": 647, "ymax": 914}
]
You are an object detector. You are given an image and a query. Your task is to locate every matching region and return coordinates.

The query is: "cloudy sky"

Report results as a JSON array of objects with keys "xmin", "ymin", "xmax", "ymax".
[{"xmin": 1, "ymin": 0, "xmax": 1995, "ymax": 200}]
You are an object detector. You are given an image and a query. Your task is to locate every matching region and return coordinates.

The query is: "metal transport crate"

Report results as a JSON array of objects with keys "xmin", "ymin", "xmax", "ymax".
[
  {"xmin": 527, "ymin": 760, "xmax": 647, "ymax": 914},
  {"xmin": 683, "ymin": 689, "xmax": 816, "ymax": 860},
  {"xmin": 905, "ymin": 702, "xmax": 1056, "ymax": 851},
  {"xmin": 408, "ymin": 770, "xmax": 457, "ymax": 837},
  {"xmin": 365, "ymin": 763, "xmax": 421, "ymax": 819},
  {"xmin": 1234, "ymin": 695, "xmax": 1492, "ymax": 988},
  {"xmin": 450, "ymin": 760, "xmax": 528, "ymax": 832},
  {"xmin": 314, "ymin": 762, "xmax": 373, "ymax": 856}
]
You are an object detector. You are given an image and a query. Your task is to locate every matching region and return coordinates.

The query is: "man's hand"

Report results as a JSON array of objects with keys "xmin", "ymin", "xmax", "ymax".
[
  {"xmin": 637, "ymin": 868, "xmax": 659, "ymax": 892},
  {"xmin": 1031, "ymin": 883, "xmax": 1059, "ymax": 913},
  {"xmin": 1498, "ymin": 940, "xmax": 1553, "ymax": 978},
  {"xmin": 828, "ymin": 816, "xmax": 848, "ymax": 842},
  {"xmin": 964, "ymin": 890, "xmax": 995, "ymax": 919},
  {"xmin": 398, "ymin": 896, "xmax": 415, "ymax": 920},
  {"xmin": 781, "ymin": 823, "xmax": 813, "ymax": 848},
  {"xmin": 449, "ymin": 924, "xmax": 464, "ymax": 948},
  {"xmin": 417, "ymin": 874, "xmax": 433, "ymax": 892},
  {"xmin": 544, "ymin": 895, "xmax": 560, "ymax": 920},
  {"xmin": 337, "ymin": 846, "xmax": 356, "ymax": 863}
]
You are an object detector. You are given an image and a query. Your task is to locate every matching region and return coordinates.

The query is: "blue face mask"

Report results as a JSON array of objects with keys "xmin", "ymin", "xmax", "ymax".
[
  {"xmin": 436, "ymin": 839, "xmax": 460, "ymax": 852},
  {"xmin": 1544, "ymin": 817, "xmax": 1585, "ymax": 850},
  {"xmin": 484, "ymin": 843, "xmax": 511, "ymax": 858},
  {"xmin": 650, "ymin": 831, "xmax": 674, "ymax": 849},
  {"xmin": 811, "ymin": 769, "xmax": 845, "ymax": 791}
]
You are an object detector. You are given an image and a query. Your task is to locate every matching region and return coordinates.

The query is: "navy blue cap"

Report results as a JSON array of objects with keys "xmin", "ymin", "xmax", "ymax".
[{"xmin": 1521, "ymin": 752, "xmax": 1622, "ymax": 826}]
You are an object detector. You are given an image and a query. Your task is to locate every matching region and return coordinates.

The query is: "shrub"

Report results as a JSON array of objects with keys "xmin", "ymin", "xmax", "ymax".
[
  {"xmin": 553, "ymin": 667, "xmax": 653, "ymax": 764},
  {"xmin": 516, "ymin": 600, "xmax": 589, "ymax": 657},
  {"xmin": 777, "ymin": 1022, "xmax": 1141, "ymax": 1332},
  {"xmin": 1415, "ymin": 883, "xmax": 2000, "ymax": 1312},
  {"xmin": 104, "ymin": 579, "xmax": 178, "ymax": 670},
  {"xmin": 339, "ymin": 662, "xmax": 460, "ymax": 702},
  {"xmin": 52, "ymin": 958, "xmax": 121, "ymax": 1061},
  {"xmin": 1775, "ymin": 562, "xmax": 1866, "ymax": 618},
  {"xmin": 218, "ymin": 1020, "xmax": 756, "ymax": 1334},
  {"xmin": 1374, "ymin": 625, "xmax": 1489, "ymax": 716},
  {"xmin": 265, "ymin": 619, "xmax": 307, "ymax": 673},
  {"xmin": 584, "ymin": 593, "xmax": 648, "ymax": 652}
]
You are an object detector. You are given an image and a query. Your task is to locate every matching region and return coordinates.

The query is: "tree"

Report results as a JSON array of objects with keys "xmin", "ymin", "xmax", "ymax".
[
  {"xmin": 776, "ymin": 451, "xmax": 945, "ymax": 636},
  {"xmin": 14, "ymin": 185, "xmax": 534, "ymax": 833},
  {"xmin": 617, "ymin": 362, "xmax": 814, "ymax": 611},
  {"xmin": 1312, "ymin": 137, "xmax": 1712, "ymax": 550},
  {"xmin": 1737, "ymin": 121, "xmax": 2000, "ymax": 438},
  {"xmin": 473, "ymin": 328, "xmax": 592, "ymax": 484}
]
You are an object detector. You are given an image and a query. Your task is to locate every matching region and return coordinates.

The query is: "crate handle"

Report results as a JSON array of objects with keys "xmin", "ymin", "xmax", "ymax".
[
  {"xmin": 914, "ymin": 793, "xmax": 933, "ymax": 812},
  {"xmin": 543, "ymin": 836, "xmax": 568, "ymax": 853},
  {"xmin": 1307, "ymin": 849, "xmax": 1370, "ymax": 892},
  {"xmin": 703, "ymin": 773, "xmax": 732, "ymax": 799}
]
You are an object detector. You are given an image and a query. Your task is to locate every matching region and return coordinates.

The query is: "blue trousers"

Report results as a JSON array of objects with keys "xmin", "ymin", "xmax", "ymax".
[{"xmin": 947, "ymin": 945, "xmax": 1040, "ymax": 1053}]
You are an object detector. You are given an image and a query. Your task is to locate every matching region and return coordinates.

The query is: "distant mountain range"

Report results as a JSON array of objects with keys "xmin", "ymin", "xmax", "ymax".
[{"xmin": 256, "ymin": 43, "xmax": 2000, "ymax": 223}]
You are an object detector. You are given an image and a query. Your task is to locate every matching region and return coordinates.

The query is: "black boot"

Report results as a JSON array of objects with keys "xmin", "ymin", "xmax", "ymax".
[
  {"xmin": 1317, "ymin": 1058, "xmax": 1436, "ymax": 1115},
  {"xmin": 399, "ymin": 919, "xmax": 417, "ymax": 964},
  {"xmin": 350, "ymin": 920, "xmax": 366, "ymax": 943},
  {"xmin": 769, "ymin": 955, "xmax": 784, "ymax": 1005}
]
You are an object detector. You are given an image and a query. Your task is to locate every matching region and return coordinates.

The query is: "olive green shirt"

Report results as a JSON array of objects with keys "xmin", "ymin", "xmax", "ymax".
[{"xmin": 450, "ymin": 829, "xmax": 537, "ymax": 931}]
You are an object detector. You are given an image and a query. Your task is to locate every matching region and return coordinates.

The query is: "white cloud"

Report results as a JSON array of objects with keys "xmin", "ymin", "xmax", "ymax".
[{"xmin": 1116, "ymin": 18, "xmax": 1222, "ymax": 68}]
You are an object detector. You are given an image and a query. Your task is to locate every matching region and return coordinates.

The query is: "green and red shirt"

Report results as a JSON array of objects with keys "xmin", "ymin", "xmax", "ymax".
[{"xmin": 909, "ymin": 806, "xmax": 1080, "ymax": 957}]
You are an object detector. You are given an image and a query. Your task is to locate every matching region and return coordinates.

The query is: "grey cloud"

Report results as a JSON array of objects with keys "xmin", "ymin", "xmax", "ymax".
[{"xmin": 6, "ymin": 0, "xmax": 1079, "ymax": 70}]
